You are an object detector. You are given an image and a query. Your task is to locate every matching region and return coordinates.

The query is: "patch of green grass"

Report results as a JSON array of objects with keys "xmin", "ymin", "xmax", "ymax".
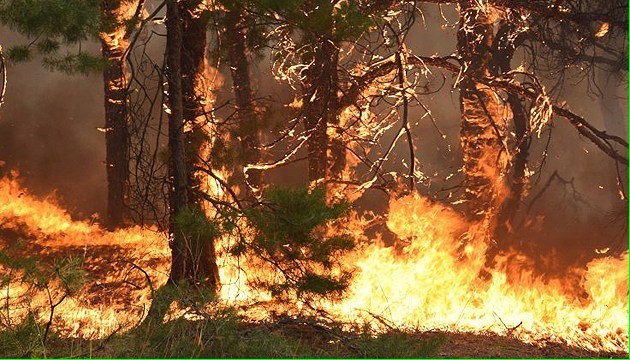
[
  {"xmin": 0, "ymin": 313, "xmax": 97, "ymax": 358},
  {"xmin": 105, "ymin": 314, "xmax": 334, "ymax": 358},
  {"xmin": 236, "ymin": 328, "xmax": 333, "ymax": 358},
  {"xmin": 0, "ymin": 306, "xmax": 446, "ymax": 358},
  {"xmin": 354, "ymin": 329, "xmax": 447, "ymax": 358}
]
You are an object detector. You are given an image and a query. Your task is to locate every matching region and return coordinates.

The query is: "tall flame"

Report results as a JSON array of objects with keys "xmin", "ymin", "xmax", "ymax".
[
  {"xmin": 0, "ymin": 175, "xmax": 627, "ymax": 352},
  {"xmin": 329, "ymin": 194, "xmax": 628, "ymax": 352}
]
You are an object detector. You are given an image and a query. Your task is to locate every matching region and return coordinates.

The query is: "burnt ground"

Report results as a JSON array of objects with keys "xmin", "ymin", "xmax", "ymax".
[{"xmin": 0, "ymin": 225, "xmax": 628, "ymax": 358}]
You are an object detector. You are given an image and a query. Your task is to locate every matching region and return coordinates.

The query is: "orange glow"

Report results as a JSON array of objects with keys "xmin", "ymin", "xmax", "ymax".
[
  {"xmin": 0, "ymin": 175, "xmax": 627, "ymax": 352},
  {"xmin": 0, "ymin": 174, "xmax": 169, "ymax": 338},
  {"xmin": 328, "ymin": 194, "xmax": 628, "ymax": 352}
]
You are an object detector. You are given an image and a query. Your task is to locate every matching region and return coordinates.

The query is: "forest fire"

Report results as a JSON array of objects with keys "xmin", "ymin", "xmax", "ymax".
[
  {"xmin": 1, "ymin": 174, "xmax": 627, "ymax": 353},
  {"xmin": 331, "ymin": 194, "xmax": 628, "ymax": 352},
  {"xmin": 0, "ymin": 0, "xmax": 628, "ymax": 357}
]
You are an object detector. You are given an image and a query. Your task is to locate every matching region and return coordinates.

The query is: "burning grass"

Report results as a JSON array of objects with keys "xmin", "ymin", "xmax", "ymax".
[{"xmin": 0, "ymin": 174, "xmax": 628, "ymax": 357}]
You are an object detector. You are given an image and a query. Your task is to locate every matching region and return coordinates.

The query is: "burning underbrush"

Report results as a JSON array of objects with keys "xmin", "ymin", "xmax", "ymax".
[{"xmin": 0, "ymin": 173, "xmax": 628, "ymax": 357}]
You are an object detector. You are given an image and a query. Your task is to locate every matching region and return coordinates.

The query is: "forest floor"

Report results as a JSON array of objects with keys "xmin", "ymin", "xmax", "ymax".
[{"xmin": 0, "ymin": 226, "xmax": 628, "ymax": 358}]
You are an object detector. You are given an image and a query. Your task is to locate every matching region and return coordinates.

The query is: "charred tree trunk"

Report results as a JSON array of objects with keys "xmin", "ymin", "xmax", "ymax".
[
  {"xmin": 224, "ymin": 5, "xmax": 262, "ymax": 195},
  {"xmin": 301, "ymin": 38, "xmax": 340, "ymax": 184},
  {"xmin": 176, "ymin": 0, "xmax": 220, "ymax": 290},
  {"xmin": 180, "ymin": 0, "xmax": 211, "ymax": 203},
  {"xmin": 165, "ymin": 0, "xmax": 190, "ymax": 283},
  {"xmin": 495, "ymin": 90, "xmax": 529, "ymax": 231},
  {"xmin": 327, "ymin": 98, "xmax": 347, "ymax": 189},
  {"xmin": 492, "ymin": 23, "xmax": 530, "ymax": 236},
  {"xmin": 457, "ymin": 3, "xmax": 508, "ymax": 223},
  {"xmin": 100, "ymin": 0, "xmax": 131, "ymax": 230}
]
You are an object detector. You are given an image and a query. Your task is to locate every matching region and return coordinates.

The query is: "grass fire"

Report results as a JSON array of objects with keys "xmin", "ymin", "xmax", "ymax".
[{"xmin": 0, "ymin": 0, "xmax": 627, "ymax": 358}]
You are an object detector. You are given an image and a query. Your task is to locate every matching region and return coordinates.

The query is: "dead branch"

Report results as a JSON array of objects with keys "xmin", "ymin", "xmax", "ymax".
[
  {"xmin": 412, "ymin": 55, "xmax": 628, "ymax": 164},
  {"xmin": 0, "ymin": 45, "xmax": 6, "ymax": 109},
  {"xmin": 342, "ymin": 51, "xmax": 627, "ymax": 164}
]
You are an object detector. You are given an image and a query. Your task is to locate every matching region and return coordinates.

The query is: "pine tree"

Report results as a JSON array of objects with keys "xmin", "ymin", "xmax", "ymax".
[
  {"xmin": 164, "ymin": 0, "xmax": 220, "ymax": 291},
  {"xmin": 0, "ymin": 0, "xmax": 142, "ymax": 229},
  {"xmin": 100, "ymin": 0, "xmax": 142, "ymax": 229},
  {"xmin": 221, "ymin": 0, "xmax": 263, "ymax": 196},
  {"xmin": 257, "ymin": 0, "xmax": 372, "ymax": 187}
]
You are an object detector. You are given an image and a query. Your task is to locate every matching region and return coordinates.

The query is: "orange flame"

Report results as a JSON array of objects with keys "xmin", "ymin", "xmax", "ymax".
[
  {"xmin": 329, "ymin": 194, "xmax": 628, "ymax": 352},
  {"xmin": 0, "ymin": 175, "xmax": 627, "ymax": 352}
]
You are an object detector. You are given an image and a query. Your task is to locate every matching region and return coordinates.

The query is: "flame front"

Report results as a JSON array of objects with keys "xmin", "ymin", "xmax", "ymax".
[
  {"xmin": 0, "ymin": 176, "xmax": 627, "ymax": 352},
  {"xmin": 330, "ymin": 194, "xmax": 628, "ymax": 352}
]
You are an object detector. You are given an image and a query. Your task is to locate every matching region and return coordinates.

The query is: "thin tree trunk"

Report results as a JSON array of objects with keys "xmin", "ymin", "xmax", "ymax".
[
  {"xmin": 495, "ymin": 91, "xmax": 529, "ymax": 230},
  {"xmin": 100, "ymin": 0, "xmax": 131, "ymax": 230},
  {"xmin": 165, "ymin": 0, "xmax": 189, "ymax": 284},
  {"xmin": 301, "ymin": 38, "xmax": 339, "ymax": 184},
  {"xmin": 225, "ymin": 5, "xmax": 262, "ymax": 195},
  {"xmin": 177, "ymin": 0, "xmax": 220, "ymax": 290},
  {"xmin": 493, "ymin": 23, "xmax": 530, "ymax": 236}
]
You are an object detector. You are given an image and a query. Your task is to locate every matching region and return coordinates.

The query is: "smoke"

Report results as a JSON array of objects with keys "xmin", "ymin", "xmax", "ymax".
[
  {"xmin": 0, "ymin": 30, "xmax": 106, "ymax": 218},
  {"xmin": 0, "ymin": 3, "xmax": 626, "ymax": 263}
]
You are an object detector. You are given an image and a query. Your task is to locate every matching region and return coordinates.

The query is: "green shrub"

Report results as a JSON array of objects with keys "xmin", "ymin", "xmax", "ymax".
[
  {"xmin": 0, "ymin": 249, "xmax": 86, "ymax": 357},
  {"xmin": 243, "ymin": 186, "xmax": 355, "ymax": 301},
  {"xmin": 0, "ymin": 314, "xmax": 46, "ymax": 357}
]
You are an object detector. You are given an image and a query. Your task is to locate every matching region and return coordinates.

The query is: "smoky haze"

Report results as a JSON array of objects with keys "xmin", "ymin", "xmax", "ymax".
[
  {"xmin": 0, "ymin": 4, "xmax": 626, "ymax": 265},
  {"xmin": 0, "ymin": 30, "xmax": 106, "ymax": 218}
]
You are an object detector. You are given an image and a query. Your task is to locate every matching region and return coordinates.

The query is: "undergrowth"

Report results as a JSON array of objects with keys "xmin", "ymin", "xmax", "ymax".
[
  {"xmin": 0, "ymin": 306, "xmax": 446, "ymax": 358},
  {"xmin": 0, "ymin": 186, "xmax": 446, "ymax": 358}
]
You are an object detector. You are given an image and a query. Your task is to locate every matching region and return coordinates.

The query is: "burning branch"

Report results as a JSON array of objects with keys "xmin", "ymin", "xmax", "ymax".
[{"xmin": 483, "ymin": 75, "xmax": 629, "ymax": 164}]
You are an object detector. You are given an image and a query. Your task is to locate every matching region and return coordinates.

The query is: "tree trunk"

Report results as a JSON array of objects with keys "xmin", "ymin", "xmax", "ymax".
[
  {"xmin": 224, "ymin": 5, "xmax": 262, "ymax": 195},
  {"xmin": 301, "ymin": 38, "xmax": 340, "ymax": 184},
  {"xmin": 175, "ymin": 0, "xmax": 220, "ymax": 290},
  {"xmin": 180, "ymin": 0, "xmax": 212, "ymax": 202},
  {"xmin": 492, "ymin": 23, "xmax": 530, "ymax": 236},
  {"xmin": 100, "ymin": 0, "xmax": 131, "ymax": 230},
  {"xmin": 165, "ymin": 0, "xmax": 190, "ymax": 284},
  {"xmin": 495, "ymin": 90, "xmax": 529, "ymax": 232},
  {"xmin": 457, "ymin": 2, "xmax": 508, "ymax": 222}
]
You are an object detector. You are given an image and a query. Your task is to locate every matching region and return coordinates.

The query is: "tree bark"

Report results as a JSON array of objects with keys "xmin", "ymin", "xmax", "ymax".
[
  {"xmin": 180, "ymin": 0, "xmax": 211, "ymax": 203},
  {"xmin": 165, "ymin": 0, "xmax": 190, "ymax": 284},
  {"xmin": 492, "ymin": 23, "xmax": 530, "ymax": 236},
  {"xmin": 495, "ymin": 89, "xmax": 529, "ymax": 232},
  {"xmin": 457, "ymin": 2, "xmax": 508, "ymax": 222},
  {"xmin": 100, "ymin": 0, "xmax": 132, "ymax": 230},
  {"xmin": 301, "ymin": 38, "xmax": 340, "ymax": 184},
  {"xmin": 224, "ymin": 5, "xmax": 263, "ymax": 195},
  {"xmin": 175, "ymin": 0, "xmax": 220, "ymax": 290}
]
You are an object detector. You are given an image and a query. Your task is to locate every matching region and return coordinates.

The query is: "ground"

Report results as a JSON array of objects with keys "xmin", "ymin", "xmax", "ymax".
[{"xmin": 0, "ymin": 223, "xmax": 628, "ymax": 358}]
